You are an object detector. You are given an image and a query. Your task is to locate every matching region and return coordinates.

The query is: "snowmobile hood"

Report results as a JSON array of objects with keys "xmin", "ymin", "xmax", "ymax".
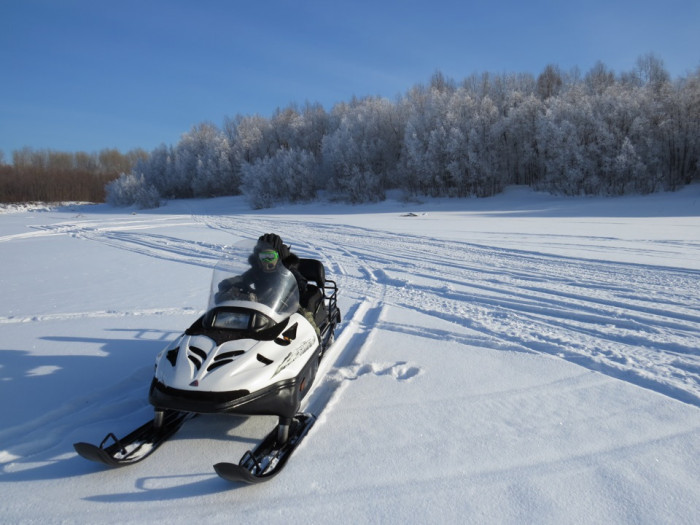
[{"xmin": 156, "ymin": 333, "xmax": 264, "ymax": 392}]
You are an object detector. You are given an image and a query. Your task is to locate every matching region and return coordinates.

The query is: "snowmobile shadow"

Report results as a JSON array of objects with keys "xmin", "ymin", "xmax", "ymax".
[
  {"xmin": 0, "ymin": 415, "xmax": 255, "ymax": 486},
  {"xmin": 177, "ymin": 413, "xmax": 262, "ymax": 446},
  {"xmin": 0, "ymin": 454, "xmax": 106, "ymax": 484},
  {"xmin": 0, "ymin": 328, "xmax": 185, "ymax": 479},
  {"xmin": 84, "ymin": 473, "xmax": 247, "ymax": 502},
  {"xmin": 0, "ymin": 334, "xmax": 161, "ymax": 432}
]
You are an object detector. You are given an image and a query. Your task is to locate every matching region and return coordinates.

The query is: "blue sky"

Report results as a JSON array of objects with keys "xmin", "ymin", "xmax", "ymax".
[{"xmin": 1, "ymin": 0, "xmax": 698, "ymax": 158}]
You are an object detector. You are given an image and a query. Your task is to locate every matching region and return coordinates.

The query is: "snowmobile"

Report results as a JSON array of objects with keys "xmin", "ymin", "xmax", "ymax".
[{"xmin": 74, "ymin": 238, "xmax": 341, "ymax": 483}]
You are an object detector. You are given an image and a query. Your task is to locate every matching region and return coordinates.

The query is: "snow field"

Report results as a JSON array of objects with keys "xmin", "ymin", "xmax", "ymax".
[{"xmin": 1, "ymin": 187, "xmax": 699, "ymax": 523}]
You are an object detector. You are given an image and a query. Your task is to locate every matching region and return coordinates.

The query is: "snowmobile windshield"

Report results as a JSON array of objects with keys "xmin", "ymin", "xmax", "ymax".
[{"xmin": 208, "ymin": 239, "xmax": 300, "ymax": 324}]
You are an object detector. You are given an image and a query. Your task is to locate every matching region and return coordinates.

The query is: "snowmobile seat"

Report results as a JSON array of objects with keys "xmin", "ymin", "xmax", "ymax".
[
  {"xmin": 296, "ymin": 258, "xmax": 340, "ymax": 345},
  {"xmin": 297, "ymin": 258, "xmax": 332, "ymax": 326},
  {"xmin": 298, "ymin": 258, "xmax": 325, "ymax": 286}
]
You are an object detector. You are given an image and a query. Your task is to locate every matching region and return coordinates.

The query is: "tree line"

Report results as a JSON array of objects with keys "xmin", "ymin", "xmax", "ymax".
[
  {"xmin": 0, "ymin": 148, "xmax": 147, "ymax": 203},
  {"xmin": 5, "ymin": 54, "xmax": 699, "ymax": 207},
  {"xmin": 110, "ymin": 55, "xmax": 699, "ymax": 209}
]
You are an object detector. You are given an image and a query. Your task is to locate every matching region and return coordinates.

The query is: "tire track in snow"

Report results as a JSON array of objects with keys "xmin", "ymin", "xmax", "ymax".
[
  {"xmin": 24, "ymin": 216, "xmax": 226, "ymax": 268},
  {"xmin": 277, "ymin": 220, "xmax": 698, "ymax": 406},
  {"xmin": 25, "ymin": 212, "xmax": 699, "ymax": 406},
  {"xmin": 304, "ymin": 299, "xmax": 396, "ymax": 421},
  {"xmin": 266, "ymin": 221, "xmax": 700, "ymax": 407},
  {"xmin": 0, "ymin": 307, "xmax": 198, "ymax": 325}
]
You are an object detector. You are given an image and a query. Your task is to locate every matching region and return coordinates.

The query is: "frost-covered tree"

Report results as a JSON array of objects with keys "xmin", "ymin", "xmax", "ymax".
[
  {"xmin": 585, "ymin": 61, "xmax": 616, "ymax": 95},
  {"xmin": 132, "ymin": 144, "xmax": 174, "ymax": 196},
  {"xmin": 465, "ymin": 95, "xmax": 503, "ymax": 196},
  {"xmin": 495, "ymin": 90, "xmax": 543, "ymax": 186},
  {"xmin": 229, "ymin": 114, "xmax": 275, "ymax": 167},
  {"xmin": 268, "ymin": 103, "xmax": 328, "ymax": 154},
  {"xmin": 321, "ymin": 96, "xmax": 402, "ymax": 202},
  {"xmin": 612, "ymin": 137, "xmax": 646, "ymax": 194},
  {"xmin": 104, "ymin": 144, "xmax": 173, "ymax": 207},
  {"xmin": 167, "ymin": 123, "xmax": 233, "ymax": 198},
  {"xmin": 241, "ymin": 148, "xmax": 319, "ymax": 209},
  {"xmin": 649, "ymin": 71, "xmax": 700, "ymax": 190},
  {"xmin": 592, "ymin": 82, "xmax": 653, "ymax": 194},
  {"xmin": 399, "ymin": 83, "xmax": 452, "ymax": 196},
  {"xmin": 536, "ymin": 94, "xmax": 589, "ymax": 195},
  {"xmin": 105, "ymin": 173, "xmax": 160, "ymax": 208},
  {"xmin": 438, "ymin": 88, "xmax": 479, "ymax": 196},
  {"xmin": 105, "ymin": 54, "xmax": 698, "ymax": 208},
  {"xmin": 400, "ymin": 81, "xmax": 504, "ymax": 198},
  {"xmin": 442, "ymin": 89, "xmax": 477, "ymax": 196},
  {"xmin": 536, "ymin": 64, "xmax": 563, "ymax": 100},
  {"xmin": 635, "ymin": 53, "xmax": 671, "ymax": 90}
]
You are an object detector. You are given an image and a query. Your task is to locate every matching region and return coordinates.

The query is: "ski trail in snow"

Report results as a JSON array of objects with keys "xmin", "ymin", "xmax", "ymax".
[
  {"xmin": 0, "ymin": 307, "xmax": 198, "ymax": 325},
  {"xmin": 177, "ymin": 215, "xmax": 700, "ymax": 407},
  {"xmin": 268, "ymin": 220, "xmax": 700, "ymax": 407},
  {"xmin": 304, "ymin": 299, "xmax": 400, "ymax": 421},
  {"xmin": 21, "ymin": 211, "xmax": 700, "ymax": 408},
  {"xmin": 19, "ymin": 216, "xmax": 226, "ymax": 268}
]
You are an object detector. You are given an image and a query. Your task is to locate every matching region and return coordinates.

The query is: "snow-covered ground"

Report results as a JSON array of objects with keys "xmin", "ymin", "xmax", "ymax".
[{"xmin": 1, "ymin": 186, "xmax": 699, "ymax": 524}]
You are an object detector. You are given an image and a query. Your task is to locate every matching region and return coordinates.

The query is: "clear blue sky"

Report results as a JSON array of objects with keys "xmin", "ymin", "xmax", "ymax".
[{"xmin": 1, "ymin": 0, "xmax": 698, "ymax": 158}]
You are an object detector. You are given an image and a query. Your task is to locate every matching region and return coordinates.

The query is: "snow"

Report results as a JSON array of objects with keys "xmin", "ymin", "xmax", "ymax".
[{"xmin": 1, "ymin": 185, "xmax": 699, "ymax": 524}]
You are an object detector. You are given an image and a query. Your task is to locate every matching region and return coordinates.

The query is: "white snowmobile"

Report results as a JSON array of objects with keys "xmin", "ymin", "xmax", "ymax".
[{"xmin": 74, "ymin": 238, "xmax": 341, "ymax": 483}]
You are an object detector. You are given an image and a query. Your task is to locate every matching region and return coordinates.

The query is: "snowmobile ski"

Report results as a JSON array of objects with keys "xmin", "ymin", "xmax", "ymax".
[
  {"xmin": 214, "ymin": 413, "xmax": 316, "ymax": 483},
  {"xmin": 73, "ymin": 410, "xmax": 192, "ymax": 467}
]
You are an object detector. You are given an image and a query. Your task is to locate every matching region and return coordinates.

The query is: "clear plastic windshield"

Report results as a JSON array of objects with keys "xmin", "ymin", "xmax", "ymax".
[{"xmin": 208, "ymin": 239, "xmax": 299, "ymax": 323}]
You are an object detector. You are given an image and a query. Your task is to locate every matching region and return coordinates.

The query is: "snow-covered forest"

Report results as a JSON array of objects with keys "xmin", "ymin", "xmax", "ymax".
[{"xmin": 107, "ymin": 56, "xmax": 700, "ymax": 209}]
